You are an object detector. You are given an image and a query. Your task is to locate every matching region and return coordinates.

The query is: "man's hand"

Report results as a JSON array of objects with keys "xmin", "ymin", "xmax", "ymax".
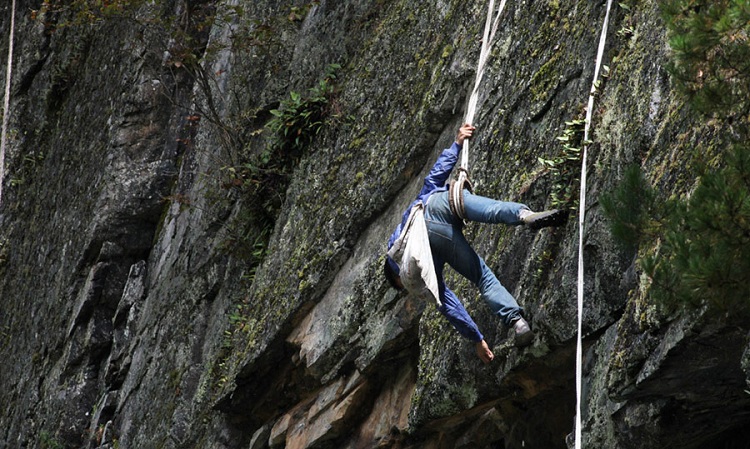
[
  {"xmin": 476, "ymin": 339, "xmax": 494, "ymax": 364},
  {"xmin": 456, "ymin": 123, "xmax": 476, "ymax": 146}
]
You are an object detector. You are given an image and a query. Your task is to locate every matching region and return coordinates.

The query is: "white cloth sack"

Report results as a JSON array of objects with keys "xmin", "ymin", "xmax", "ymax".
[{"xmin": 387, "ymin": 203, "xmax": 442, "ymax": 307}]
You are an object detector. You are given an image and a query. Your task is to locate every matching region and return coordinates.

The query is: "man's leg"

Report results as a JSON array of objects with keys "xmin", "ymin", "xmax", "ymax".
[
  {"xmin": 444, "ymin": 230, "xmax": 522, "ymax": 326},
  {"xmin": 426, "ymin": 193, "xmax": 534, "ymax": 346},
  {"xmin": 461, "ymin": 190, "xmax": 528, "ymax": 225},
  {"xmin": 461, "ymin": 189, "xmax": 567, "ymax": 229}
]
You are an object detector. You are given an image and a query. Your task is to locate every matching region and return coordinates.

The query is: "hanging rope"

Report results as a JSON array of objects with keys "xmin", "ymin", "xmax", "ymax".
[
  {"xmin": 451, "ymin": 0, "xmax": 509, "ymax": 219},
  {"xmin": 575, "ymin": 0, "xmax": 614, "ymax": 447},
  {"xmin": 0, "ymin": 0, "xmax": 17, "ymax": 206}
]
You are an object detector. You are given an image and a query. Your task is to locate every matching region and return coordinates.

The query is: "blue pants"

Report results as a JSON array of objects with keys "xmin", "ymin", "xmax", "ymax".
[{"xmin": 424, "ymin": 190, "xmax": 528, "ymax": 326}]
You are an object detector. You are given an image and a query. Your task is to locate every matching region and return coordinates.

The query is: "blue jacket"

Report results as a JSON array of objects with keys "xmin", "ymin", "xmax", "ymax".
[{"xmin": 387, "ymin": 142, "xmax": 484, "ymax": 342}]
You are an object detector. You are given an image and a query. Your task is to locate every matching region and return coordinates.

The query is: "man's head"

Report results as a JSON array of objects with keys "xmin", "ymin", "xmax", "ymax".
[{"xmin": 384, "ymin": 257, "xmax": 404, "ymax": 291}]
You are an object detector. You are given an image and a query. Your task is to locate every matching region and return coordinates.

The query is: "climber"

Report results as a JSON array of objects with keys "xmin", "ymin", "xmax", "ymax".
[{"xmin": 384, "ymin": 123, "xmax": 567, "ymax": 364}]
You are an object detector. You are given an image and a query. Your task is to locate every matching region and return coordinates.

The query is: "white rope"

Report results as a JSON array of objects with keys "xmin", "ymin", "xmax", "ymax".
[
  {"xmin": 451, "ymin": 0, "xmax": 509, "ymax": 221},
  {"xmin": 0, "ymin": 0, "xmax": 16, "ymax": 206},
  {"xmin": 575, "ymin": 0, "xmax": 614, "ymax": 447},
  {"xmin": 460, "ymin": 0, "xmax": 509, "ymax": 175}
]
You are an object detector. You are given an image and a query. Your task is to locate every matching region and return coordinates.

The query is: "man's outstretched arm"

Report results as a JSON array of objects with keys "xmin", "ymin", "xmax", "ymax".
[{"xmin": 439, "ymin": 285, "xmax": 495, "ymax": 363}]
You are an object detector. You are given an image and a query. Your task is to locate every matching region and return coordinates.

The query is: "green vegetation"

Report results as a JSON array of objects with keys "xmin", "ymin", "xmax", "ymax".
[
  {"xmin": 538, "ymin": 118, "xmax": 587, "ymax": 210},
  {"xmin": 600, "ymin": 165, "xmax": 657, "ymax": 251},
  {"xmin": 267, "ymin": 63, "xmax": 341, "ymax": 163},
  {"xmin": 602, "ymin": 0, "xmax": 750, "ymax": 318},
  {"xmin": 603, "ymin": 146, "xmax": 750, "ymax": 317},
  {"xmin": 661, "ymin": 0, "xmax": 750, "ymax": 118},
  {"xmin": 39, "ymin": 431, "xmax": 64, "ymax": 449},
  {"xmin": 220, "ymin": 63, "xmax": 341, "ymax": 255},
  {"xmin": 645, "ymin": 147, "xmax": 750, "ymax": 314}
]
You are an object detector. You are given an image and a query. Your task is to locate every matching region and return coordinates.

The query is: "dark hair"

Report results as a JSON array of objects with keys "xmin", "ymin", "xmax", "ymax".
[{"xmin": 383, "ymin": 257, "xmax": 403, "ymax": 291}]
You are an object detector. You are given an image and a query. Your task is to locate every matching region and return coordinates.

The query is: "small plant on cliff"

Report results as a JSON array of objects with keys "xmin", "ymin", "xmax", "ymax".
[
  {"xmin": 538, "ymin": 117, "xmax": 587, "ymax": 209},
  {"xmin": 222, "ymin": 63, "xmax": 342, "ymax": 235},
  {"xmin": 39, "ymin": 431, "xmax": 64, "ymax": 449},
  {"xmin": 267, "ymin": 63, "xmax": 341, "ymax": 159}
]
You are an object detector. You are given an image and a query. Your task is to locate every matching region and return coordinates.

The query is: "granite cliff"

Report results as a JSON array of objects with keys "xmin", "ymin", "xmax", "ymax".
[{"xmin": 1, "ymin": 0, "xmax": 749, "ymax": 448}]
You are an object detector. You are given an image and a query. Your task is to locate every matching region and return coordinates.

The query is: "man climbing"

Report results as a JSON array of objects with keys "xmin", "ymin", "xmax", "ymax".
[{"xmin": 384, "ymin": 123, "xmax": 566, "ymax": 363}]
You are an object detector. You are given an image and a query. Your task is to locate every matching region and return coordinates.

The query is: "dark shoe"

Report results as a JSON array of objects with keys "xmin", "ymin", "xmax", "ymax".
[
  {"xmin": 513, "ymin": 317, "xmax": 534, "ymax": 347},
  {"xmin": 522, "ymin": 209, "xmax": 568, "ymax": 229}
]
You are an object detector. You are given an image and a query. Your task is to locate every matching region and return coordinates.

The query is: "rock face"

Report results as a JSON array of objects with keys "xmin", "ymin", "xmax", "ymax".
[{"xmin": 0, "ymin": 0, "xmax": 748, "ymax": 448}]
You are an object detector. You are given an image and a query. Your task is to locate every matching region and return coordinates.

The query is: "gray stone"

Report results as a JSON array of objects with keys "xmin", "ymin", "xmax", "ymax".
[{"xmin": 1, "ymin": 0, "xmax": 748, "ymax": 448}]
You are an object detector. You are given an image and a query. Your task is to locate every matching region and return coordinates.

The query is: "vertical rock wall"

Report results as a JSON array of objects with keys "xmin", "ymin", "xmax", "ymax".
[{"xmin": 0, "ymin": 0, "xmax": 748, "ymax": 448}]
